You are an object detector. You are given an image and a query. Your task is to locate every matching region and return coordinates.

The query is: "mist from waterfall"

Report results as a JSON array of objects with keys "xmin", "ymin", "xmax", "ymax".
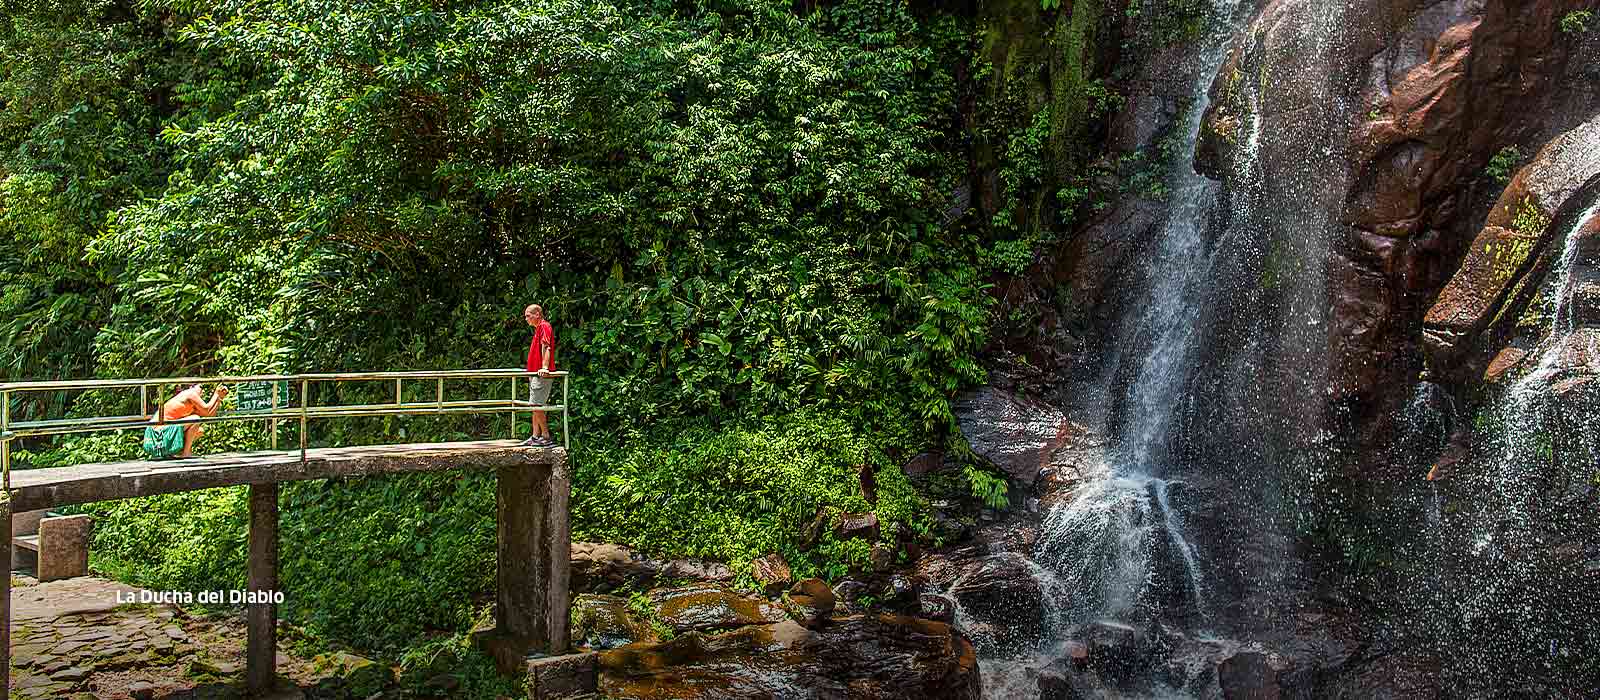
[{"xmin": 1445, "ymin": 203, "xmax": 1600, "ymax": 684}]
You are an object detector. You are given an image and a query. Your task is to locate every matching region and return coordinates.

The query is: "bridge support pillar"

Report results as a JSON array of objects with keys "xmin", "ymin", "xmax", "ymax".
[
  {"xmin": 246, "ymin": 482, "xmax": 279, "ymax": 693},
  {"xmin": 479, "ymin": 456, "xmax": 570, "ymax": 673}
]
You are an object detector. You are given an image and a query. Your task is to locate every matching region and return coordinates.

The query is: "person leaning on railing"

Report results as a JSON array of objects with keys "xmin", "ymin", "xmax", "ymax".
[{"xmin": 143, "ymin": 384, "xmax": 228, "ymax": 459}]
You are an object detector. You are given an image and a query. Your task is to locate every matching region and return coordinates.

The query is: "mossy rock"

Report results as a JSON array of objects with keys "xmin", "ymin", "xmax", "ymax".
[
  {"xmin": 312, "ymin": 651, "xmax": 394, "ymax": 698},
  {"xmin": 572, "ymin": 594, "xmax": 657, "ymax": 650}
]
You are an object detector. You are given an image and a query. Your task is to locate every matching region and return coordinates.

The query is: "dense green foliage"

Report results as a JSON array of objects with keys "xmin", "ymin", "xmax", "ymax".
[
  {"xmin": 0, "ymin": 0, "xmax": 1016, "ymax": 672},
  {"xmin": 1561, "ymin": 10, "xmax": 1592, "ymax": 35}
]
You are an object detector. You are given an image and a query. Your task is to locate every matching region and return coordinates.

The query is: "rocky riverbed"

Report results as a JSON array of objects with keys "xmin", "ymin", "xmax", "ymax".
[{"xmin": 570, "ymin": 577, "xmax": 980, "ymax": 699}]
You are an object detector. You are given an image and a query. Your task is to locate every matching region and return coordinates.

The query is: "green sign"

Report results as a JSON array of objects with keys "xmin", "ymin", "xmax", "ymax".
[{"xmin": 236, "ymin": 381, "xmax": 290, "ymax": 413}]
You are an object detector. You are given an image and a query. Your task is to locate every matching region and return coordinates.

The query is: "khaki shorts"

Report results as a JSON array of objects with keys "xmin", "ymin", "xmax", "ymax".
[{"xmin": 528, "ymin": 375, "xmax": 553, "ymax": 405}]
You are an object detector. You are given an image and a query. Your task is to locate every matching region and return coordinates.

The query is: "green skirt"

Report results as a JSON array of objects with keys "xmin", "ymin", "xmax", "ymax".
[{"xmin": 143, "ymin": 424, "xmax": 185, "ymax": 459}]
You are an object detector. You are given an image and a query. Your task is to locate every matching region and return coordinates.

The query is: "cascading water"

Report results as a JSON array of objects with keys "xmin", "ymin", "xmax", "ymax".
[
  {"xmin": 1442, "ymin": 203, "xmax": 1600, "ymax": 688},
  {"xmin": 1481, "ymin": 203, "xmax": 1600, "ymax": 509},
  {"xmin": 963, "ymin": 0, "xmax": 1371, "ymax": 696},
  {"xmin": 965, "ymin": 2, "xmax": 1248, "ymax": 697},
  {"xmin": 1034, "ymin": 477, "xmax": 1206, "ymax": 624}
]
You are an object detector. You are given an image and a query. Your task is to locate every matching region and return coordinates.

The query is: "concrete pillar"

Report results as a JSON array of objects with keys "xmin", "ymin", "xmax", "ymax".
[
  {"xmin": 1, "ymin": 496, "xmax": 11, "ymax": 693},
  {"xmin": 495, "ymin": 464, "xmax": 548, "ymax": 644},
  {"xmin": 544, "ymin": 456, "xmax": 571, "ymax": 652},
  {"xmin": 487, "ymin": 456, "xmax": 571, "ymax": 669},
  {"xmin": 247, "ymin": 483, "xmax": 278, "ymax": 693}
]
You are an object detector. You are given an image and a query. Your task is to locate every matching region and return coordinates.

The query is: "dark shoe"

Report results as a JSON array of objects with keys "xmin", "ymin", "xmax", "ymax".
[
  {"xmin": 532, "ymin": 436, "xmax": 555, "ymax": 447},
  {"xmin": 518, "ymin": 437, "xmax": 540, "ymax": 447}
]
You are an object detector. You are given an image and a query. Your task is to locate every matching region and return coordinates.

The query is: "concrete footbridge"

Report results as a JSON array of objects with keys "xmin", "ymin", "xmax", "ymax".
[{"xmin": 0, "ymin": 369, "xmax": 574, "ymax": 693}]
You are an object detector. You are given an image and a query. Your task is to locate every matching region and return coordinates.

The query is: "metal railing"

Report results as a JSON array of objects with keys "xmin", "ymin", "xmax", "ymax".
[{"xmin": 0, "ymin": 369, "xmax": 571, "ymax": 490}]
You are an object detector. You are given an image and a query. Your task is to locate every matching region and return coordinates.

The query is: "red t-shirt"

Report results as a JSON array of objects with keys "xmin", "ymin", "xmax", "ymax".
[{"xmin": 526, "ymin": 320, "xmax": 556, "ymax": 371}]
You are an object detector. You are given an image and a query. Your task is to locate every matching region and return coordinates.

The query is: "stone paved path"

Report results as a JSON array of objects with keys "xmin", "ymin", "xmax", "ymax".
[{"xmin": 9, "ymin": 574, "xmax": 350, "ymax": 699}]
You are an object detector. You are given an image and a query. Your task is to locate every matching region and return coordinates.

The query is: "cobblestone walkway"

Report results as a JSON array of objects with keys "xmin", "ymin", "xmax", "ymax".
[{"xmin": 9, "ymin": 575, "xmax": 336, "ymax": 699}]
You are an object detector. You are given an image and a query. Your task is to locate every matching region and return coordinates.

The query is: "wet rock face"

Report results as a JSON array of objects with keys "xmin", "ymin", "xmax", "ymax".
[
  {"xmin": 918, "ymin": 593, "xmax": 955, "ymax": 623},
  {"xmin": 1216, "ymin": 650, "xmax": 1281, "ymax": 700},
  {"xmin": 1343, "ymin": 1, "xmax": 1600, "ymax": 407},
  {"xmin": 953, "ymin": 386, "xmax": 1071, "ymax": 486},
  {"xmin": 1571, "ymin": 215, "xmax": 1600, "ymax": 325},
  {"xmin": 1023, "ymin": 623, "xmax": 1371, "ymax": 700},
  {"xmin": 597, "ymin": 615, "xmax": 981, "ymax": 700},
  {"xmin": 1421, "ymin": 116, "xmax": 1600, "ymax": 383},
  {"xmin": 1183, "ymin": 0, "xmax": 1600, "ymax": 455},
  {"xmin": 944, "ymin": 552, "xmax": 1047, "ymax": 655}
]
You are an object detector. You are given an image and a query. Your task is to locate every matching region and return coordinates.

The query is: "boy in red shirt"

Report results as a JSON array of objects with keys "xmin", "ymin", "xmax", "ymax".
[{"xmin": 522, "ymin": 304, "xmax": 557, "ymax": 447}]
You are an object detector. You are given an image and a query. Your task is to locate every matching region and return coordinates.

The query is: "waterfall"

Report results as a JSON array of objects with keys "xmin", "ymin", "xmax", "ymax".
[
  {"xmin": 964, "ymin": 0, "xmax": 1372, "ymax": 696},
  {"xmin": 1446, "ymin": 204, "xmax": 1600, "ymax": 682},
  {"xmin": 1484, "ymin": 202, "xmax": 1599, "ymax": 522},
  {"xmin": 1033, "ymin": 476, "xmax": 1206, "ymax": 625},
  {"xmin": 1032, "ymin": 0, "xmax": 1257, "ymax": 636},
  {"xmin": 966, "ymin": 3, "xmax": 1249, "ymax": 698}
]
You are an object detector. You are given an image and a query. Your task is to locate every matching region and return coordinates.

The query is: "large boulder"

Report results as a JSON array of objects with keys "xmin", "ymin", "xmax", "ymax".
[
  {"xmin": 1217, "ymin": 650, "xmax": 1282, "ymax": 700},
  {"xmin": 1422, "ymin": 115, "xmax": 1600, "ymax": 382},
  {"xmin": 784, "ymin": 578, "xmax": 836, "ymax": 629},
  {"xmin": 953, "ymin": 386, "xmax": 1071, "ymax": 486},
  {"xmin": 834, "ymin": 512, "xmax": 881, "ymax": 541},
  {"xmin": 598, "ymin": 615, "xmax": 981, "ymax": 699},
  {"xmin": 749, "ymin": 553, "xmax": 792, "ymax": 597},
  {"xmin": 944, "ymin": 552, "xmax": 1049, "ymax": 655}
]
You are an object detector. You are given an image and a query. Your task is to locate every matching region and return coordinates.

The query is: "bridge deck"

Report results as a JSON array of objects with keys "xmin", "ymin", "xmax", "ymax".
[{"xmin": 7, "ymin": 440, "xmax": 563, "ymax": 512}]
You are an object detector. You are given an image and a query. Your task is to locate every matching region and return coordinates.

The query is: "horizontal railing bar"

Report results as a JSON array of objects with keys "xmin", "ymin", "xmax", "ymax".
[
  {"xmin": 3, "ymin": 404, "xmax": 568, "ymax": 440},
  {"xmin": 3, "ymin": 399, "xmax": 558, "ymax": 432},
  {"xmin": 0, "ymin": 375, "xmax": 299, "ymax": 392},
  {"xmin": 301, "ymin": 402, "xmax": 566, "ymax": 418},
  {"xmin": 3, "ymin": 396, "xmax": 563, "ymax": 433},
  {"xmin": 6, "ymin": 401, "xmax": 568, "ymax": 433},
  {"xmin": 0, "ymin": 369, "xmax": 569, "ymax": 393},
  {"xmin": 8, "ymin": 414, "xmax": 160, "ymax": 429},
  {"xmin": 298, "ymin": 370, "xmax": 568, "ymax": 381}
]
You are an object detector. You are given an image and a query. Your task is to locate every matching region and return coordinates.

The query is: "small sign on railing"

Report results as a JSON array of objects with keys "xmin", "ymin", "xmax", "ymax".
[{"xmin": 235, "ymin": 381, "xmax": 290, "ymax": 413}]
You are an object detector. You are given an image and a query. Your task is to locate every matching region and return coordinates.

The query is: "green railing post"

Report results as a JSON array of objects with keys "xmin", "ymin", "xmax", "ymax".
[
  {"xmin": 2, "ymin": 389, "xmax": 10, "ymax": 492},
  {"xmin": 562, "ymin": 375, "xmax": 570, "ymax": 452},
  {"xmin": 299, "ymin": 379, "xmax": 309, "ymax": 462},
  {"xmin": 509, "ymin": 376, "xmax": 517, "ymax": 439},
  {"xmin": 269, "ymin": 380, "xmax": 278, "ymax": 451}
]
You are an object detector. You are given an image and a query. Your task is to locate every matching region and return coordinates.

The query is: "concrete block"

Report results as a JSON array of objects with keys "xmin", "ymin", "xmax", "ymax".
[
  {"xmin": 12, "ymin": 509, "xmax": 45, "ymax": 536},
  {"xmin": 526, "ymin": 651, "xmax": 597, "ymax": 699},
  {"xmin": 36, "ymin": 515, "xmax": 91, "ymax": 581}
]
